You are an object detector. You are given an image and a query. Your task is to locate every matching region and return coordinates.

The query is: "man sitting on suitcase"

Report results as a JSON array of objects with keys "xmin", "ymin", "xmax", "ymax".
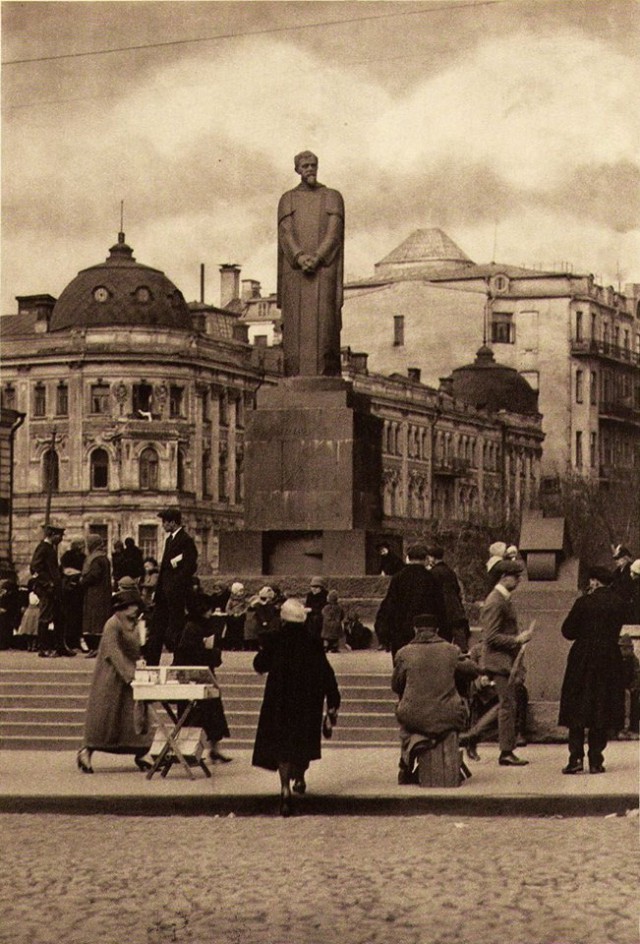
[{"xmin": 391, "ymin": 613, "xmax": 479, "ymax": 784}]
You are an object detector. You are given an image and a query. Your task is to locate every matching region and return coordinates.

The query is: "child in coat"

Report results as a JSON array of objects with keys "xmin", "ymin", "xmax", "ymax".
[{"xmin": 321, "ymin": 590, "xmax": 345, "ymax": 653}]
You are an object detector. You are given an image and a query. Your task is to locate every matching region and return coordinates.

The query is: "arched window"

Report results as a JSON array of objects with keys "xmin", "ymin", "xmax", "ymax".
[
  {"xmin": 90, "ymin": 448, "xmax": 109, "ymax": 490},
  {"xmin": 42, "ymin": 449, "xmax": 59, "ymax": 493},
  {"xmin": 139, "ymin": 447, "xmax": 159, "ymax": 490}
]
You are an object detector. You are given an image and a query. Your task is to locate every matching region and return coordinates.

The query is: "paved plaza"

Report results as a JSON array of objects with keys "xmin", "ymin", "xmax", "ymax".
[{"xmin": 1, "ymin": 812, "xmax": 638, "ymax": 944}]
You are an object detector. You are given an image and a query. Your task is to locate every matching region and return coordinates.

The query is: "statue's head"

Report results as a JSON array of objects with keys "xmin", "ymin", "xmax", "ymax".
[
  {"xmin": 294, "ymin": 150, "xmax": 318, "ymax": 172},
  {"xmin": 294, "ymin": 151, "xmax": 318, "ymax": 186}
]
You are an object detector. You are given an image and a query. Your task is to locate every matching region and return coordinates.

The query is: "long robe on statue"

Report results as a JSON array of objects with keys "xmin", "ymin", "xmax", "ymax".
[{"xmin": 277, "ymin": 183, "xmax": 344, "ymax": 377}]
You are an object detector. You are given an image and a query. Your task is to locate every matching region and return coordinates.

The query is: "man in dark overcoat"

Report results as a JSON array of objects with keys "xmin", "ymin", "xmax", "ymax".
[
  {"xmin": 426, "ymin": 545, "xmax": 470, "ymax": 651},
  {"xmin": 559, "ymin": 566, "xmax": 627, "ymax": 774},
  {"xmin": 375, "ymin": 544, "xmax": 446, "ymax": 658},
  {"xmin": 144, "ymin": 508, "xmax": 198, "ymax": 664},
  {"xmin": 30, "ymin": 524, "xmax": 75, "ymax": 657},
  {"xmin": 611, "ymin": 545, "xmax": 637, "ymax": 625}
]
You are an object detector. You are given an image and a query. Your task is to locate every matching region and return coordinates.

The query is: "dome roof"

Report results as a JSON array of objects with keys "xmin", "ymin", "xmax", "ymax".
[
  {"xmin": 49, "ymin": 233, "xmax": 192, "ymax": 332},
  {"xmin": 449, "ymin": 345, "xmax": 539, "ymax": 415}
]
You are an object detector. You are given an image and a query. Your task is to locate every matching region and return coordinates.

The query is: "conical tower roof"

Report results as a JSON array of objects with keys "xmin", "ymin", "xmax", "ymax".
[{"xmin": 374, "ymin": 228, "xmax": 474, "ymax": 279}]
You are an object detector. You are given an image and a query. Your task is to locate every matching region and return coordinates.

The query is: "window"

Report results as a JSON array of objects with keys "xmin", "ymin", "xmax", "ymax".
[
  {"xmin": 88, "ymin": 524, "xmax": 108, "ymax": 545},
  {"xmin": 2, "ymin": 385, "xmax": 16, "ymax": 410},
  {"xmin": 235, "ymin": 449, "xmax": 244, "ymax": 504},
  {"xmin": 591, "ymin": 312, "xmax": 596, "ymax": 339},
  {"xmin": 603, "ymin": 323, "xmax": 609, "ymax": 349},
  {"xmin": 236, "ymin": 395, "xmax": 245, "ymax": 429},
  {"xmin": 202, "ymin": 450, "xmax": 212, "ymax": 498},
  {"xmin": 138, "ymin": 524, "xmax": 158, "ymax": 561},
  {"xmin": 590, "ymin": 432, "xmax": 597, "ymax": 468},
  {"xmin": 139, "ymin": 447, "xmax": 159, "ymax": 490},
  {"xmin": 493, "ymin": 275, "xmax": 508, "ymax": 293},
  {"xmin": 177, "ymin": 449, "xmax": 186, "ymax": 491},
  {"xmin": 42, "ymin": 449, "xmax": 59, "ymax": 492},
  {"xmin": 34, "ymin": 383, "xmax": 46, "ymax": 417},
  {"xmin": 90, "ymin": 448, "xmax": 109, "ymax": 489},
  {"xmin": 490, "ymin": 313, "xmax": 514, "ymax": 344},
  {"xmin": 393, "ymin": 315, "xmax": 405, "ymax": 347},
  {"xmin": 575, "ymin": 370, "xmax": 583, "ymax": 403},
  {"xmin": 133, "ymin": 383, "xmax": 153, "ymax": 415},
  {"xmin": 590, "ymin": 371, "xmax": 597, "ymax": 405},
  {"xmin": 575, "ymin": 431, "xmax": 583, "ymax": 467},
  {"xmin": 575, "ymin": 311, "xmax": 583, "ymax": 342},
  {"xmin": 90, "ymin": 383, "xmax": 110, "ymax": 415},
  {"xmin": 201, "ymin": 390, "xmax": 210, "ymax": 423},
  {"xmin": 56, "ymin": 383, "xmax": 68, "ymax": 416},
  {"xmin": 253, "ymin": 335, "xmax": 268, "ymax": 348},
  {"xmin": 218, "ymin": 448, "xmax": 228, "ymax": 501},
  {"xmin": 623, "ymin": 330, "xmax": 630, "ymax": 351},
  {"xmin": 219, "ymin": 392, "xmax": 229, "ymax": 427},
  {"xmin": 169, "ymin": 385, "xmax": 184, "ymax": 418}
]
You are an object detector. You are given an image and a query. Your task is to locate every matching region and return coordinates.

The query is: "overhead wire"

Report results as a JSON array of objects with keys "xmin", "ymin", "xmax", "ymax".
[{"xmin": 2, "ymin": 0, "xmax": 504, "ymax": 66}]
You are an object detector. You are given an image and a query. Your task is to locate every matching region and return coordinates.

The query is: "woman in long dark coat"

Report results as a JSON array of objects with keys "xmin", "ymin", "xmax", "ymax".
[
  {"xmin": 172, "ymin": 593, "xmax": 231, "ymax": 763},
  {"xmin": 252, "ymin": 598, "xmax": 341, "ymax": 816},
  {"xmin": 559, "ymin": 567, "xmax": 627, "ymax": 775},
  {"xmin": 79, "ymin": 534, "xmax": 112, "ymax": 657},
  {"xmin": 77, "ymin": 588, "xmax": 153, "ymax": 773}
]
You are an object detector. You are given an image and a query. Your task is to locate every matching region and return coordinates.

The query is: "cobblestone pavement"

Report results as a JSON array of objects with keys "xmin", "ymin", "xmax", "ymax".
[{"xmin": 1, "ymin": 813, "xmax": 637, "ymax": 944}]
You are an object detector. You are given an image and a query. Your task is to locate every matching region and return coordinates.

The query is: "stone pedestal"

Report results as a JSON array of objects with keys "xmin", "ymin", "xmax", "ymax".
[{"xmin": 218, "ymin": 377, "xmax": 384, "ymax": 575}]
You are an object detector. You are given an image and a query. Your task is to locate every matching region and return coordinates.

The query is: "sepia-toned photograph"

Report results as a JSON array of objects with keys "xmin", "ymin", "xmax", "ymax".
[{"xmin": 1, "ymin": 2, "xmax": 639, "ymax": 942}]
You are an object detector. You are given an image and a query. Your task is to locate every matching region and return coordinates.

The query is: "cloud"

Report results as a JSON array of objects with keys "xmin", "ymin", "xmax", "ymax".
[{"xmin": 3, "ymin": 24, "xmax": 639, "ymax": 312}]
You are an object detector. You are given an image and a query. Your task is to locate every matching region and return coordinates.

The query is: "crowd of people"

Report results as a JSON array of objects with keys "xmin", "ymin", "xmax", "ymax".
[{"xmin": 1, "ymin": 516, "xmax": 639, "ymax": 814}]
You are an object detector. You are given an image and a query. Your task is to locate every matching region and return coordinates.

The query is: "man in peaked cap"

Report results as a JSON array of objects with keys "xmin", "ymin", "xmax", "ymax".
[
  {"xmin": 375, "ymin": 544, "xmax": 446, "ymax": 658},
  {"xmin": 558, "ymin": 566, "xmax": 627, "ymax": 774},
  {"xmin": 480, "ymin": 558, "xmax": 533, "ymax": 766},
  {"xmin": 30, "ymin": 523, "xmax": 75, "ymax": 657}
]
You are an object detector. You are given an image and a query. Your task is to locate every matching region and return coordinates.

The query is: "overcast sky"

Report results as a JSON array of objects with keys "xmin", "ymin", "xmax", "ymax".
[{"xmin": 2, "ymin": 0, "xmax": 639, "ymax": 313}]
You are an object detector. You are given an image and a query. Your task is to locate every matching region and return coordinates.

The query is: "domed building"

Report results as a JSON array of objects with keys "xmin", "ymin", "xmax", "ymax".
[
  {"xmin": 0, "ymin": 233, "xmax": 279, "ymax": 570},
  {"xmin": 445, "ymin": 344, "xmax": 540, "ymax": 416}
]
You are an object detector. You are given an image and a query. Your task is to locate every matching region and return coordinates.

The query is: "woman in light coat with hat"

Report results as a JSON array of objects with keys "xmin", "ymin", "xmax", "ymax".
[
  {"xmin": 252, "ymin": 598, "xmax": 341, "ymax": 816},
  {"xmin": 77, "ymin": 588, "xmax": 154, "ymax": 773}
]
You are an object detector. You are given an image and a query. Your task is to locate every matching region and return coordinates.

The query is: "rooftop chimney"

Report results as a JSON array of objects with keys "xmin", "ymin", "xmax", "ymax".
[
  {"xmin": 219, "ymin": 264, "xmax": 241, "ymax": 308},
  {"xmin": 241, "ymin": 279, "xmax": 261, "ymax": 301},
  {"xmin": 16, "ymin": 294, "xmax": 57, "ymax": 334}
]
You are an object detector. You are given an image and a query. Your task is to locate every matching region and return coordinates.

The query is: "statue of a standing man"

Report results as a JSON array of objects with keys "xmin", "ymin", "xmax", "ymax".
[{"xmin": 277, "ymin": 151, "xmax": 344, "ymax": 377}]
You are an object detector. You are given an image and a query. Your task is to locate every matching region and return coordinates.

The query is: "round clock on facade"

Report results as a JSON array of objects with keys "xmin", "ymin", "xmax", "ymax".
[
  {"xmin": 93, "ymin": 287, "xmax": 109, "ymax": 302},
  {"xmin": 136, "ymin": 287, "xmax": 151, "ymax": 302}
]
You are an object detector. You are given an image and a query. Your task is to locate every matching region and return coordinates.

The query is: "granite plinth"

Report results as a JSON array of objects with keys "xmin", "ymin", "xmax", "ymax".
[{"xmin": 244, "ymin": 377, "xmax": 382, "ymax": 533}]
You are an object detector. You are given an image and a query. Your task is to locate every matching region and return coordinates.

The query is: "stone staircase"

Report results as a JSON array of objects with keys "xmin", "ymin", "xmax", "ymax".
[{"xmin": 0, "ymin": 656, "xmax": 399, "ymax": 751}]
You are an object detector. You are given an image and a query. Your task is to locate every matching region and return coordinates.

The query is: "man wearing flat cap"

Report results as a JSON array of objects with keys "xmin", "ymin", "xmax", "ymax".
[
  {"xmin": 145, "ymin": 508, "xmax": 198, "ymax": 664},
  {"xmin": 30, "ymin": 524, "xmax": 74, "ymax": 657},
  {"xmin": 375, "ymin": 544, "xmax": 446, "ymax": 658},
  {"xmin": 558, "ymin": 566, "xmax": 627, "ymax": 774},
  {"xmin": 480, "ymin": 558, "xmax": 533, "ymax": 766}
]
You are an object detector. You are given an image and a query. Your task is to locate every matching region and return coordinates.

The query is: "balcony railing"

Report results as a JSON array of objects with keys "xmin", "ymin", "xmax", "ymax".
[
  {"xmin": 598, "ymin": 401, "xmax": 640, "ymax": 425},
  {"xmin": 432, "ymin": 456, "xmax": 471, "ymax": 477},
  {"xmin": 571, "ymin": 338, "xmax": 639, "ymax": 367}
]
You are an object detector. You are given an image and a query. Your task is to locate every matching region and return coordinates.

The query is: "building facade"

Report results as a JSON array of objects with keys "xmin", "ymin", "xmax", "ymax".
[
  {"xmin": 0, "ymin": 234, "xmax": 276, "ymax": 571},
  {"xmin": 2, "ymin": 231, "xmax": 544, "ymax": 573},
  {"xmin": 339, "ymin": 229, "xmax": 640, "ymax": 485}
]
